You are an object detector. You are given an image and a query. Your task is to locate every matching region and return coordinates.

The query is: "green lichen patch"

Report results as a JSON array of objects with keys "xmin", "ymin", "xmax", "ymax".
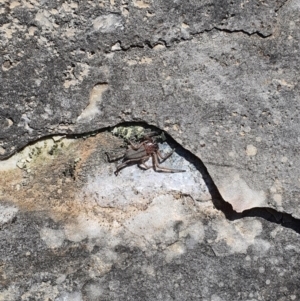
[
  {"xmin": 112, "ymin": 126, "xmax": 146, "ymax": 141},
  {"xmin": 111, "ymin": 126, "xmax": 166, "ymax": 142},
  {"xmin": 15, "ymin": 136, "xmax": 73, "ymax": 173}
]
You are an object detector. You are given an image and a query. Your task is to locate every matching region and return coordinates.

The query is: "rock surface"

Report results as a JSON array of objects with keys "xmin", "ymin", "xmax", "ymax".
[
  {"xmin": 0, "ymin": 131, "xmax": 300, "ymax": 300},
  {"xmin": 1, "ymin": 0, "xmax": 300, "ymax": 300}
]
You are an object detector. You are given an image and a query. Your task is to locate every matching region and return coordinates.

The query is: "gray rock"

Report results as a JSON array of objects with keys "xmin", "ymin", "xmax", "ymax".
[
  {"xmin": 1, "ymin": 0, "xmax": 300, "ymax": 300},
  {"xmin": 0, "ymin": 131, "xmax": 299, "ymax": 300}
]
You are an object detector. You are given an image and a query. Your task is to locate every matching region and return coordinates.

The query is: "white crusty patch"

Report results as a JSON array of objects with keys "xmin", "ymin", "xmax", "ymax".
[
  {"xmin": 20, "ymin": 282, "xmax": 59, "ymax": 301},
  {"xmin": 0, "ymin": 204, "xmax": 18, "ymax": 226},
  {"xmin": 212, "ymin": 218, "xmax": 267, "ymax": 255},
  {"xmin": 64, "ymin": 214, "xmax": 113, "ymax": 243},
  {"xmin": 35, "ymin": 10, "xmax": 55, "ymax": 30},
  {"xmin": 218, "ymin": 172, "xmax": 266, "ymax": 212},
  {"xmin": 56, "ymin": 291, "xmax": 83, "ymax": 301},
  {"xmin": 124, "ymin": 195, "xmax": 187, "ymax": 246},
  {"xmin": 0, "ymin": 286, "xmax": 19, "ymax": 301},
  {"xmin": 81, "ymin": 142, "xmax": 212, "ymax": 208},
  {"xmin": 77, "ymin": 83, "xmax": 108, "ymax": 121},
  {"xmin": 133, "ymin": 0, "xmax": 151, "ymax": 8},
  {"xmin": 164, "ymin": 241, "xmax": 186, "ymax": 263},
  {"xmin": 93, "ymin": 14, "xmax": 123, "ymax": 33},
  {"xmin": 39, "ymin": 227, "xmax": 65, "ymax": 248}
]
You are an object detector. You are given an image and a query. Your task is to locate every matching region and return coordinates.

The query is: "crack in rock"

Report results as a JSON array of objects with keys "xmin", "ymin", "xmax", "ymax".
[
  {"xmin": 0, "ymin": 123, "xmax": 299, "ymax": 236},
  {"xmin": 0, "ymin": 123, "xmax": 300, "ymax": 300},
  {"xmin": 111, "ymin": 26, "xmax": 272, "ymax": 53}
]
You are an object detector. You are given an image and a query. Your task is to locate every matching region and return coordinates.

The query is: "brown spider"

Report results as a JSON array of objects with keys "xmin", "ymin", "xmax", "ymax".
[{"xmin": 106, "ymin": 135, "xmax": 186, "ymax": 176}]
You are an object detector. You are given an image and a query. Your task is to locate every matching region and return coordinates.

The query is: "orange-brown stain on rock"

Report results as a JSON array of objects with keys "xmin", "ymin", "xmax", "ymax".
[{"xmin": 0, "ymin": 132, "xmax": 123, "ymax": 223}]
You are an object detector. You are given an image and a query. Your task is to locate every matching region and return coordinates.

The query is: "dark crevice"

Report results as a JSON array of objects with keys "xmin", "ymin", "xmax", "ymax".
[
  {"xmin": 171, "ymin": 138, "xmax": 300, "ymax": 234},
  {"xmin": 119, "ymin": 42, "xmax": 145, "ymax": 51},
  {"xmin": 213, "ymin": 27, "xmax": 272, "ymax": 38},
  {"xmin": 110, "ymin": 25, "xmax": 272, "ymax": 53},
  {"xmin": 112, "ymin": 122, "xmax": 300, "ymax": 234},
  {"xmin": 170, "ymin": 136, "xmax": 300, "ymax": 234},
  {"xmin": 1, "ymin": 121, "xmax": 299, "ymax": 234},
  {"xmin": 0, "ymin": 126, "xmax": 111, "ymax": 161}
]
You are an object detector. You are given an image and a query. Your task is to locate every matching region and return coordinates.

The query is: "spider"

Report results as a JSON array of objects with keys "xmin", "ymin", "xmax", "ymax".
[{"xmin": 106, "ymin": 135, "xmax": 186, "ymax": 176}]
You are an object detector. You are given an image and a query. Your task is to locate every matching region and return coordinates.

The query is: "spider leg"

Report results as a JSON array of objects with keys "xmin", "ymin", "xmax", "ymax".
[
  {"xmin": 114, "ymin": 155, "xmax": 150, "ymax": 176},
  {"xmin": 157, "ymin": 149, "xmax": 175, "ymax": 163},
  {"xmin": 152, "ymin": 153, "xmax": 186, "ymax": 173},
  {"xmin": 138, "ymin": 157, "xmax": 152, "ymax": 170},
  {"xmin": 105, "ymin": 152, "xmax": 124, "ymax": 162},
  {"xmin": 128, "ymin": 140, "xmax": 146, "ymax": 150}
]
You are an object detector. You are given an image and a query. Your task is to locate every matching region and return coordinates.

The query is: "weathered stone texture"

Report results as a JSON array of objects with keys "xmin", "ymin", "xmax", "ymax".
[{"xmin": 1, "ymin": 0, "xmax": 300, "ymax": 300}]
